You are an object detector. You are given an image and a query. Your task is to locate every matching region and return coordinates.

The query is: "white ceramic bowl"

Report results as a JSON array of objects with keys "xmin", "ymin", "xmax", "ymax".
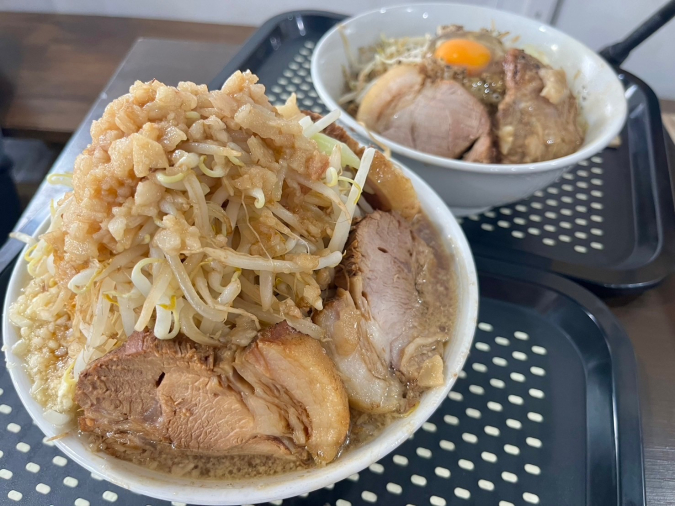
[
  {"xmin": 311, "ymin": 3, "xmax": 628, "ymax": 216},
  {"xmin": 2, "ymin": 165, "xmax": 478, "ymax": 505}
]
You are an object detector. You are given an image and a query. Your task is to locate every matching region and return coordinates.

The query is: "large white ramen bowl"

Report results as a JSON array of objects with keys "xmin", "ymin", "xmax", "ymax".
[
  {"xmin": 311, "ymin": 3, "xmax": 628, "ymax": 216},
  {"xmin": 2, "ymin": 164, "xmax": 478, "ymax": 505}
]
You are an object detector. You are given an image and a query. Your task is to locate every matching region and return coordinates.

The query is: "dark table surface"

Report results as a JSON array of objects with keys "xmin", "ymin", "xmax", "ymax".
[{"xmin": 1, "ymin": 13, "xmax": 674, "ymax": 506}]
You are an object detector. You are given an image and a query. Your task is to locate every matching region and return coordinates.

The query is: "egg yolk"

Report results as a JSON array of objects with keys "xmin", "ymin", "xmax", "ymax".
[{"xmin": 434, "ymin": 39, "xmax": 492, "ymax": 74}]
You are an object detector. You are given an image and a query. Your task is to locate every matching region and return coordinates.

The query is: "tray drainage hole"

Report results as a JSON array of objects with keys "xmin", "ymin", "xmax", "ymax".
[
  {"xmin": 560, "ymin": 221, "xmax": 572, "ymax": 230},
  {"xmin": 591, "ymin": 242, "xmax": 604, "ymax": 250},
  {"xmin": 591, "ymin": 214, "xmax": 604, "ymax": 222},
  {"xmin": 467, "ymin": 407, "xmax": 483, "ymax": 418},
  {"xmin": 478, "ymin": 322, "xmax": 494, "ymax": 332},
  {"xmin": 472, "ymin": 363, "xmax": 488, "ymax": 373},
  {"xmin": 369, "ymin": 463, "xmax": 384, "ymax": 474},
  {"xmin": 534, "ymin": 191, "xmax": 544, "ymax": 197},
  {"xmin": 500, "ymin": 502, "xmax": 515, "ymax": 506},
  {"xmin": 485, "ymin": 426, "xmax": 501, "ymax": 437},
  {"xmin": 591, "ymin": 155, "xmax": 603, "ymax": 163},
  {"xmin": 435, "ymin": 467, "xmax": 451, "ymax": 478},
  {"xmin": 574, "ymin": 245, "xmax": 588, "ymax": 253},
  {"xmin": 325, "ymin": 484, "xmax": 335, "ymax": 490},
  {"xmin": 417, "ymin": 447, "xmax": 432, "ymax": 458},
  {"xmin": 63, "ymin": 476, "xmax": 78, "ymax": 487},
  {"xmin": 36, "ymin": 484, "xmax": 50, "ymax": 495},
  {"xmin": 562, "ymin": 172, "xmax": 575, "ymax": 179},
  {"xmin": 527, "ymin": 412, "xmax": 544, "ymax": 423},
  {"xmin": 524, "ymin": 492, "xmax": 541, "ymax": 504},
  {"xmin": 386, "ymin": 483, "xmax": 402, "ymax": 495},
  {"xmin": 574, "ymin": 221, "xmax": 588, "ymax": 229},
  {"xmin": 529, "ymin": 214, "xmax": 542, "ymax": 222},
  {"xmin": 25, "ymin": 463, "xmax": 39, "ymax": 473},
  {"xmin": 462, "ymin": 433, "xmax": 478, "ymax": 444},
  {"xmin": 361, "ymin": 491, "xmax": 377, "ymax": 503},
  {"xmin": 411, "ymin": 474, "xmax": 427, "ymax": 486},
  {"xmin": 532, "ymin": 346, "xmax": 547, "ymax": 355},
  {"xmin": 526, "ymin": 437, "xmax": 543, "ymax": 448},
  {"xmin": 481, "ymin": 451, "xmax": 498, "ymax": 463},
  {"xmin": 16, "ymin": 442, "xmax": 30, "ymax": 453},
  {"xmin": 495, "ymin": 336, "xmax": 510, "ymax": 346},
  {"xmin": 481, "ymin": 223, "xmax": 495, "ymax": 231},
  {"xmin": 449, "ymin": 391, "xmax": 463, "ymax": 401},
  {"xmin": 527, "ymin": 227, "xmax": 541, "ymax": 236},
  {"xmin": 514, "ymin": 331, "xmax": 529, "ymax": 340},
  {"xmin": 576, "ymin": 205, "xmax": 588, "ymax": 213},
  {"xmin": 591, "ymin": 190, "xmax": 604, "ymax": 197},
  {"xmin": 42, "ymin": 436, "xmax": 55, "ymax": 447},
  {"xmin": 562, "ymin": 184, "xmax": 574, "ymax": 191},
  {"xmin": 514, "ymin": 217, "xmax": 526, "ymax": 225},
  {"xmin": 508, "ymin": 395, "xmax": 524, "ymax": 405},
  {"xmin": 0, "ymin": 469, "xmax": 12, "ymax": 480},
  {"xmin": 502, "ymin": 471, "xmax": 518, "ymax": 483},
  {"xmin": 577, "ymin": 169, "xmax": 589, "ymax": 177},
  {"xmin": 8, "ymin": 491, "xmax": 22, "ymax": 502},
  {"xmin": 497, "ymin": 220, "xmax": 511, "ymax": 228},
  {"xmin": 590, "ymin": 202, "xmax": 603, "ymax": 210},
  {"xmin": 590, "ymin": 228, "xmax": 604, "ymax": 236},
  {"xmin": 532, "ymin": 202, "xmax": 544, "ymax": 209},
  {"xmin": 510, "ymin": 372, "xmax": 526, "ymax": 383},
  {"xmin": 591, "ymin": 167, "xmax": 603, "ymax": 174},
  {"xmin": 393, "ymin": 454, "xmax": 409, "ymax": 466},
  {"xmin": 512, "ymin": 231, "xmax": 525, "ymax": 239},
  {"xmin": 347, "ymin": 473, "xmax": 360, "ymax": 482},
  {"xmin": 504, "ymin": 444, "xmax": 520, "ymax": 455},
  {"xmin": 512, "ymin": 351, "xmax": 528, "ymax": 361},
  {"xmin": 493, "ymin": 357, "xmax": 508, "ymax": 367},
  {"xmin": 591, "ymin": 178, "xmax": 603, "ymax": 186},
  {"xmin": 475, "ymin": 342, "xmax": 490, "ymax": 352},
  {"xmin": 440, "ymin": 440, "xmax": 456, "ymax": 451},
  {"xmin": 335, "ymin": 497, "xmax": 351, "ymax": 504},
  {"xmin": 544, "ymin": 224, "xmax": 557, "ymax": 232},
  {"xmin": 444, "ymin": 414, "xmax": 460, "ymax": 426},
  {"xmin": 515, "ymin": 205, "xmax": 528, "ymax": 212},
  {"xmin": 487, "ymin": 401, "xmax": 503, "ymax": 412},
  {"xmin": 545, "ymin": 211, "xmax": 558, "ymax": 219},
  {"xmin": 531, "ymin": 366, "xmax": 546, "ymax": 376},
  {"xmin": 500, "ymin": 207, "xmax": 514, "ymax": 215},
  {"xmin": 102, "ymin": 491, "xmax": 118, "ymax": 502},
  {"xmin": 529, "ymin": 388, "xmax": 545, "ymax": 399},
  {"xmin": 542, "ymin": 238, "xmax": 556, "ymax": 246},
  {"xmin": 53, "ymin": 456, "xmax": 68, "ymax": 467},
  {"xmin": 576, "ymin": 181, "xmax": 589, "ymax": 189},
  {"xmin": 469, "ymin": 385, "xmax": 485, "ymax": 395},
  {"xmin": 432, "ymin": 495, "xmax": 449, "ymax": 505},
  {"xmin": 6, "ymin": 423, "xmax": 20, "ymax": 433},
  {"xmin": 459, "ymin": 370, "xmax": 467, "ymax": 379},
  {"xmin": 547, "ymin": 187, "xmax": 559, "ymax": 194},
  {"xmin": 525, "ymin": 464, "xmax": 541, "ymax": 475},
  {"xmin": 490, "ymin": 378, "xmax": 506, "ymax": 389},
  {"xmin": 422, "ymin": 422, "xmax": 437, "ymax": 433},
  {"xmin": 576, "ymin": 193, "xmax": 589, "ymax": 201},
  {"xmin": 458, "ymin": 459, "xmax": 475, "ymax": 470},
  {"xmin": 478, "ymin": 479, "xmax": 495, "ymax": 491},
  {"xmin": 506, "ymin": 418, "xmax": 522, "ymax": 429}
]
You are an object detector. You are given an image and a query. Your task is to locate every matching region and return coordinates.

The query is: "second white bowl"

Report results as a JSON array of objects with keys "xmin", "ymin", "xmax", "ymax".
[{"xmin": 311, "ymin": 3, "xmax": 627, "ymax": 216}]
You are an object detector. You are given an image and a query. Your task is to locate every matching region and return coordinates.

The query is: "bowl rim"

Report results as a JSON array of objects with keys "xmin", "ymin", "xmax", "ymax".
[
  {"xmin": 311, "ymin": 2, "xmax": 628, "ymax": 175},
  {"xmin": 2, "ymin": 164, "xmax": 479, "ymax": 505}
]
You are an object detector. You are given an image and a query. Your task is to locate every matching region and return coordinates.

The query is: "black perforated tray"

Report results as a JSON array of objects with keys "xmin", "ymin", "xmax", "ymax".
[
  {"xmin": 0, "ymin": 258, "xmax": 644, "ymax": 505},
  {"xmin": 209, "ymin": 10, "xmax": 675, "ymax": 296}
]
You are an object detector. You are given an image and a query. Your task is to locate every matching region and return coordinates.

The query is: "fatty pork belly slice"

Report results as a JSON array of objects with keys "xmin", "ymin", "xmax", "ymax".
[
  {"xmin": 315, "ymin": 211, "xmax": 452, "ymax": 413},
  {"xmin": 75, "ymin": 322, "xmax": 349, "ymax": 464},
  {"xmin": 356, "ymin": 65, "xmax": 495, "ymax": 162},
  {"xmin": 495, "ymin": 48, "xmax": 585, "ymax": 163}
]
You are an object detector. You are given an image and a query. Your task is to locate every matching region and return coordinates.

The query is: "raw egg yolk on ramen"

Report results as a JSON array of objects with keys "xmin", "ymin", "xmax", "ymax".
[{"xmin": 434, "ymin": 39, "xmax": 492, "ymax": 74}]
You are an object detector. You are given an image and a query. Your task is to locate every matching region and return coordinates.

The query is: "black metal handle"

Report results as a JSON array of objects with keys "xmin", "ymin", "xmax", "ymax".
[{"xmin": 600, "ymin": 0, "xmax": 675, "ymax": 65}]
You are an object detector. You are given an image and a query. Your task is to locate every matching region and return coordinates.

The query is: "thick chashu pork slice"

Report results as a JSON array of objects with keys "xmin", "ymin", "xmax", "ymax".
[
  {"xmin": 356, "ymin": 65, "xmax": 494, "ymax": 162},
  {"xmin": 76, "ymin": 322, "xmax": 349, "ymax": 464},
  {"xmin": 315, "ymin": 211, "xmax": 453, "ymax": 413},
  {"xmin": 495, "ymin": 48, "xmax": 585, "ymax": 163}
]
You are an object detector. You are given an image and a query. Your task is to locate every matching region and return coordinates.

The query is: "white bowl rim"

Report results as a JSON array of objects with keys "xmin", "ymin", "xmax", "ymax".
[
  {"xmin": 2, "ymin": 164, "xmax": 479, "ymax": 505},
  {"xmin": 311, "ymin": 2, "xmax": 628, "ymax": 175}
]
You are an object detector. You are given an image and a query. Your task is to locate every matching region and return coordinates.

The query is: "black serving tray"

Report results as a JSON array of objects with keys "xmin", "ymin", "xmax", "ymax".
[
  {"xmin": 0, "ymin": 259, "xmax": 644, "ymax": 505},
  {"xmin": 209, "ymin": 11, "xmax": 675, "ymax": 297}
]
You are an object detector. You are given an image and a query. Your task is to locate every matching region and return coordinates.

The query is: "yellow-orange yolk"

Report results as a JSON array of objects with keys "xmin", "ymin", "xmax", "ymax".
[{"xmin": 434, "ymin": 39, "xmax": 492, "ymax": 74}]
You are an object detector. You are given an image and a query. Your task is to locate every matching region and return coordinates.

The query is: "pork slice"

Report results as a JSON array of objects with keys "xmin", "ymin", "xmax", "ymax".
[
  {"xmin": 357, "ymin": 65, "xmax": 494, "ymax": 162},
  {"xmin": 305, "ymin": 111, "xmax": 420, "ymax": 219},
  {"xmin": 76, "ymin": 322, "xmax": 349, "ymax": 464},
  {"xmin": 495, "ymin": 49, "xmax": 585, "ymax": 163},
  {"xmin": 316, "ymin": 211, "xmax": 452, "ymax": 413}
]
